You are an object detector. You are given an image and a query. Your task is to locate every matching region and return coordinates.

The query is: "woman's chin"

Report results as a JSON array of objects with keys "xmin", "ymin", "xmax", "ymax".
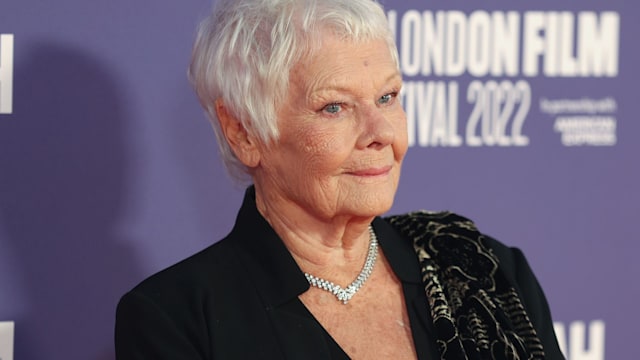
[{"xmin": 339, "ymin": 188, "xmax": 397, "ymax": 218}]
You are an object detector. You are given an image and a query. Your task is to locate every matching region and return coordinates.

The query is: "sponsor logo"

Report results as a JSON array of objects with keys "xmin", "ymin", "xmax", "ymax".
[{"xmin": 542, "ymin": 97, "xmax": 617, "ymax": 146}]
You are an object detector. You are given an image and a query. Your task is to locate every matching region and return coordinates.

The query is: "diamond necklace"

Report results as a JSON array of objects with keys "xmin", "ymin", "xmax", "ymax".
[{"xmin": 303, "ymin": 225, "xmax": 378, "ymax": 304}]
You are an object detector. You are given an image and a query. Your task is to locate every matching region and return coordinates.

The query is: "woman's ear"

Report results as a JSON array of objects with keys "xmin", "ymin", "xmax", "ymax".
[{"xmin": 215, "ymin": 99, "xmax": 261, "ymax": 168}]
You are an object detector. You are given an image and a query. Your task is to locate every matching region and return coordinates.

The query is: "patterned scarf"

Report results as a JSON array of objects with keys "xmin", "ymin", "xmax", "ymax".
[{"xmin": 387, "ymin": 211, "xmax": 545, "ymax": 360}]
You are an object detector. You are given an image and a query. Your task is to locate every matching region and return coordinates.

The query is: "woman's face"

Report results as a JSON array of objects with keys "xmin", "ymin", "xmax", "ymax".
[{"xmin": 254, "ymin": 33, "xmax": 408, "ymax": 222}]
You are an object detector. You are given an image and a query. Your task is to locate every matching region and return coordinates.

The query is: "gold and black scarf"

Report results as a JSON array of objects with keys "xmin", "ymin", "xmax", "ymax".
[{"xmin": 387, "ymin": 211, "xmax": 545, "ymax": 360}]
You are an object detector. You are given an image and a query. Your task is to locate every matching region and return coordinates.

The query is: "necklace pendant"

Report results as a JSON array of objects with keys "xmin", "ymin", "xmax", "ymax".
[
  {"xmin": 337, "ymin": 288, "xmax": 352, "ymax": 304},
  {"xmin": 304, "ymin": 225, "xmax": 378, "ymax": 305}
]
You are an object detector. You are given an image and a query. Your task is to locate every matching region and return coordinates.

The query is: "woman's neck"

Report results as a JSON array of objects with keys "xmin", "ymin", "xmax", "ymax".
[{"xmin": 254, "ymin": 184, "xmax": 375, "ymax": 280}]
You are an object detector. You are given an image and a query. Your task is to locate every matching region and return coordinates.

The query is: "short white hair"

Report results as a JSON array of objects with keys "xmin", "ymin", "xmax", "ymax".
[{"xmin": 189, "ymin": 0, "xmax": 399, "ymax": 181}]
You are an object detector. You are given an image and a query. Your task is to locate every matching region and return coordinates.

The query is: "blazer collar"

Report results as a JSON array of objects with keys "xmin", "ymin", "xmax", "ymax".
[
  {"xmin": 230, "ymin": 186, "xmax": 310, "ymax": 308},
  {"xmin": 373, "ymin": 216, "xmax": 423, "ymax": 285}
]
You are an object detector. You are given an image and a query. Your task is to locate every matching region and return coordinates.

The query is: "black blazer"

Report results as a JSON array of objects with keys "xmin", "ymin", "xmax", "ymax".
[{"xmin": 115, "ymin": 189, "xmax": 564, "ymax": 359}]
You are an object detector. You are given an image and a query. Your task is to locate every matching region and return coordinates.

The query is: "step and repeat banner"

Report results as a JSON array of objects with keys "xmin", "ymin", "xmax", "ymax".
[{"xmin": 0, "ymin": 0, "xmax": 636, "ymax": 359}]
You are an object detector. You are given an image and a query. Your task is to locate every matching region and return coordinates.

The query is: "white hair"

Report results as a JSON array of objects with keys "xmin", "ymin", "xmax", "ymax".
[{"xmin": 189, "ymin": 0, "xmax": 399, "ymax": 181}]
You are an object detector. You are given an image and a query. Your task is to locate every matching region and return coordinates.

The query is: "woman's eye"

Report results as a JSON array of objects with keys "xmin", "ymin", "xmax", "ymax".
[
  {"xmin": 378, "ymin": 92, "xmax": 397, "ymax": 105},
  {"xmin": 323, "ymin": 103, "xmax": 342, "ymax": 114}
]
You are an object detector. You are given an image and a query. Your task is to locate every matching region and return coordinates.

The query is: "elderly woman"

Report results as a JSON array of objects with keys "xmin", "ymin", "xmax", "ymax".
[{"xmin": 115, "ymin": 0, "xmax": 564, "ymax": 359}]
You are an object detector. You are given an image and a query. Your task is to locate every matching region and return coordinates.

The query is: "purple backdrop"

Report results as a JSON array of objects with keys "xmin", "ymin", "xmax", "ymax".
[{"xmin": 0, "ymin": 0, "xmax": 636, "ymax": 359}]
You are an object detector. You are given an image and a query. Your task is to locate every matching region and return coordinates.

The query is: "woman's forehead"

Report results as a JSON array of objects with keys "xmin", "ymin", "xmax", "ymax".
[{"xmin": 290, "ymin": 37, "xmax": 398, "ymax": 90}]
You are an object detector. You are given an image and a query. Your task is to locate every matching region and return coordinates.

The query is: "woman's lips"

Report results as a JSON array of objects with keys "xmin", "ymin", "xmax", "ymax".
[{"xmin": 346, "ymin": 165, "xmax": 392, "ymax": 177}]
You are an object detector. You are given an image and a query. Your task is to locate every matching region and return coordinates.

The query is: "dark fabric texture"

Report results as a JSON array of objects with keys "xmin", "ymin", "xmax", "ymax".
[
  {"xmin": 387, "ymin": 211, "xmax": 563, "ymax": 360},
  {"xmin": 115, "ymin": 188, "xmax": 564, "ymax": 359}
]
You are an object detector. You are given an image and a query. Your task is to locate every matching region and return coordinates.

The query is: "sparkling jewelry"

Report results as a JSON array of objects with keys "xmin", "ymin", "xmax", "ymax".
[{"xmin": 304, "ymin": 225, "xmax": 378, "ymax": 304}]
